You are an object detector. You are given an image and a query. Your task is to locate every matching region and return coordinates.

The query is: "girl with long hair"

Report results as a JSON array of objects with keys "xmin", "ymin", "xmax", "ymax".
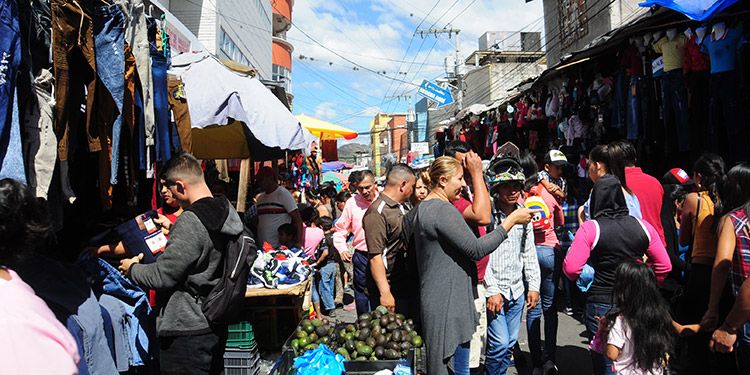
[
  {"xmin": 305, "ymin": 188, "xmax": 331, "ymax": 219},
  {"xmin": 678, "ymin": 153, "xmax": 735, "ymax": 374},
  {"xmin": 414, "ymin": 157, "xmax": 537, "ymax": 375},
  {"xmin": 601, "ymin": 261, "xmax": 675, "ymax": 375},
  {"xmin": 579, "ymin": 145, "xmax": 641, "ymax": 223},
  {"xmin": 702, "ymin": 162, "xmax": 750, "ymax": 372}
]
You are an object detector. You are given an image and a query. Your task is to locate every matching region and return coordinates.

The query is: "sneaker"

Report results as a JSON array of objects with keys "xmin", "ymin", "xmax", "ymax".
[
  {"xmin": 324, "ymin": 310, "xmax": 337, "ymax": 317},
  {"xmin": 344, "ymin": 286, "xmax": 351, "ymax": 292},
  {"xmin": 343, "ymin": 303, "xmax": 356, "ymax": 311},
  {"xmin": 543, "ymin": 360, "xmax": 558, "ymax": 375},
  {"xmin": 563, "ymin": 307, "xmax": 574, "ymax": 316}
]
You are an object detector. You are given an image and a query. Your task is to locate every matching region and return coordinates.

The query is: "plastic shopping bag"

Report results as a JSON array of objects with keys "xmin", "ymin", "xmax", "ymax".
[{"xmin": 293, "ymin": 345, "xmax": 346, "ymax": 375}]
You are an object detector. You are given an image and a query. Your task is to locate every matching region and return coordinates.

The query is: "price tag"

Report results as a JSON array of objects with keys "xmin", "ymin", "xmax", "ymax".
[
  {"xmin": 145, "ymin": 231, "xmax": 168, "ymax": 254},
  {"xmin": 143, "ymin": 217, "xmax": 158, "ymax": 234}
]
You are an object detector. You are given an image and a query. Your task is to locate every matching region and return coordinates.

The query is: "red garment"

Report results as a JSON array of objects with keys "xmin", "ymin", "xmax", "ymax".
[
  {"xmin": 683, "ymin": 35, "xmax": 711, "ymax": 75},
  {"xmin": 515, "ymin": 101, "xmax": 528, "ymax": 128},
  {"xmin": 620, "ymin": 44, "xmax": 644, "ymax": 77},
  {"xmin": 453, "ymin": 197, "xmax": 489, "ymax": 282},
  {"xmin": 625, "ymin": 167, "xmax": 666, "ymax": 247},
  {"xmin": 149, "ymin": 207, "xmax": 179, "ymax": 306}
]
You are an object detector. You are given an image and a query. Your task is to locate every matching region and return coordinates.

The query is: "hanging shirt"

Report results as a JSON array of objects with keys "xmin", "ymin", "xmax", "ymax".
[
  {"xmin": 654, "ymin": 35, "xmax": 687, "ymax": 72},
  {"xmin": 620, "ymin": 44, "xmax": 644, "ymax": 77},
  {"xmin": 683, "ymin": 35, "xmax": 711, "ymax": 75},
  {"xmin": 701, "ymin": 28, "xmax": 745, "ymax": 74}
]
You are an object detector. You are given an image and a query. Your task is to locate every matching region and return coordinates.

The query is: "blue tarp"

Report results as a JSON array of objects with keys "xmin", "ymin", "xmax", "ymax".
[{"xmin": 639, "ymin": 0, "xmax": 739, "ymax": 21}]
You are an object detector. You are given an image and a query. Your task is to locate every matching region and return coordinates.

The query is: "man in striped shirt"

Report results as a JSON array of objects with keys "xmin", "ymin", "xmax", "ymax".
[{"xmin": 484, "ymin": 157, "xmax": 541, "ymax": 375}]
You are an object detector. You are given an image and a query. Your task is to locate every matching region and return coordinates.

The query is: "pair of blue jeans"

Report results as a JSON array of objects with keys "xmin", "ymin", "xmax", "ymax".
[
  {"xmin": 626, "ymin": 76, "xmax": 644, "ymax": 140},
  {"xmin": 661, "ymin": 69, "xmax": 690, "ymax": 153},
  {"xmin": 738, "ymin": 322, "xmax": 750, "ymax": 374},
  {"xmin": 0, "ymin": 0, "xmax": 25, "ymax": 183},
  {"xmin": 453, "ymin": 341, "xmax": 471, "ymax": 375},
  {"xmin": 584, "ymin": 301, "xmax": 615, "ymax": 375},
  {"xmin": 311, "ymin": 262, "xmax": 336, "ymax": 310},
  {"xmin": 149, "ymin": 29, "xmax": 171, "ymax": 162},
  {"xmin": 352, "ymin": 250, "xmax": 371, "ymax": 316},
  {"xmin": 526, "ymin": 245, "xmax": 559, "ymax": 368},
  {"xmin": 93, "ymin": 4, "xmax": 125, "ymax": 184},
  {"xmin": 485, "ymin": 293, "xmax": 525, "ymax": 375},
  {"xmin": 611, "ymin": 71, "xmax": 628, "ymax": 129}
]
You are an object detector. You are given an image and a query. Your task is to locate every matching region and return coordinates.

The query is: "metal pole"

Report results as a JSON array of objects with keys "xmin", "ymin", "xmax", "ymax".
[{"xmin": 455, "ymin": 31, "xmax": 463, "ymax": 110}]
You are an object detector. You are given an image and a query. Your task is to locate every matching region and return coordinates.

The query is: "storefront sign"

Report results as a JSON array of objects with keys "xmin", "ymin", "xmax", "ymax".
[
  {"xmin": 165, "ymin": 22, "xmax": 191, "ymax": 54},
  {"xmin": 417, "ymin": 80, "xmax": 454, "ymax": 107},
  {"xmin": 411, "ymin": 142, "xmax": 429, "ymax": 155}
]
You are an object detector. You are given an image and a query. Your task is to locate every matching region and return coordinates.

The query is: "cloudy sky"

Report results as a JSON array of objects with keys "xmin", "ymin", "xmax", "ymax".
[{"xmin": 287, "ymin": 0, "xmax": 545, "ymax": 145}]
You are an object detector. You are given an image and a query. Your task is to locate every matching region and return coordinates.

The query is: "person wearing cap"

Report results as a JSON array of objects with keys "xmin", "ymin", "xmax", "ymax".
[
  {"xmin": 539, "ymin": 150, "xmax": 569, "ymax": 201},
  {"xmin": 484, "ymin": 157, "xmax": 541, "ymax": 375},
  {"xmin": 254, "ymin": 166, "xmax": 304, "ymax": 249}
]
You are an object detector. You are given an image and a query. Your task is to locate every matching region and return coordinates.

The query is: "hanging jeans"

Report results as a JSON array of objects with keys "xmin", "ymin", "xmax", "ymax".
[
  {"xmin": 168, "ymin": 75, "xmax": 192, "ymax": 152},
  {"xmin": 611, "ymin": 71, "xmax": 628, "ymax": 129},
  {"xmin": 709, "ymin": 70, "xmax": 747, "ymax": 162},
  {"xmin": 0, "ymin": 0, "xmax": 25, "ymax": 182},
  {"xmin": 626, "ymin": 77, "xmax": 644, "ymax": 140},
  {"xmin": 22, "ymin": 69, "xmax": 56, "ymax": 197},
  {"xmin": 661, "ymin": 69, "xmax": 690, "ymax": 153},
  {"xmin": 150, "ymin": 39, "xmax": 171, "ymax": 162},
  {"xmin": 51, "ymin": 0, "xmax": 100, "ymax": 160},
  {"xmin": 93, "ymin": 4, "xmax": 125, "ymax": 184},
  {"xmin": 688, "ymin": 70, "xmax": 710, "ymax": 159}
]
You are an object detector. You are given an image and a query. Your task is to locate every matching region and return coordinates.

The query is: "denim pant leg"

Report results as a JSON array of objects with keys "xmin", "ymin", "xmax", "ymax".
[
  {"xmin": 319, "ymin": 263, "xmax": 336, "ymax": 310},
  {"xmin": 150, "ymin": 40, "xmax": 171, "ymax": 162},
  {"xmin": 527, "ymin": 245, "xmax": 558, "ymax": 367},
  {"xmin": 453, "ymin": 341, "xmax": 471, "ymax": 375},
  {"xmin": 311, "ymin": 270, "xmax": 321, "ymax": 303},
  {"xmin": 352, "ymin": 250, "xmax": 371, "ymax": 316},
  {"xmin": 485, "ymin": 293, "xmax": 525, "ymax": 375},
  {"xmin": 662, "ymin": 70, "xmax": 690, "ymax": 153},
  {"xmin": 738, "ymin": 322, "xmax": 750, "ymax": 374},
  {"xmin": 0, "ymin": 0, "xmax": 25, "ymax": 182},
  {"xmin": 93, "ymin": 4, "xmax": 125, "ymax": 184},
  {"xmin": 626, "ymin": 77, "xmax": 640, "ymax": 140},
  {"xmin": 585, "ymin": 301, "xmax": 614, "ymax": 375}
]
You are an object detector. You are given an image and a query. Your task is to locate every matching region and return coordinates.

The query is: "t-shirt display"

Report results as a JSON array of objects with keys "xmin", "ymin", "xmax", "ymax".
[{"xmin": 701, "ymin": 28, "xmax": 745, "ymax": 74}]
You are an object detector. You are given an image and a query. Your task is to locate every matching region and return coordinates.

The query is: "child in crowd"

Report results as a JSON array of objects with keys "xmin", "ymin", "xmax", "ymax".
[
  {"xmin": 312, "ymin": 217, "xmax": 338, "ymax": 318},
  {"xmin": 539, "ymin": 150, "xmax": 568, "ymax": 201},
  {"xmin": 278, "ymin": 223, "xmax": 298, "ymax": 250},
  {"xmin": 301, "ymin": 207, "xmax": 325, "ymax": 259},
  {"xmin": 600, "ymin": 262, "xmax": 675, "ymax": 375}
]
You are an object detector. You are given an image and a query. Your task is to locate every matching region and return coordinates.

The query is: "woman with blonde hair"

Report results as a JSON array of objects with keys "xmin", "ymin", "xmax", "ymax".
[{"xmin": 413, "ymin": 156, "xmax": 538, "ymax": 375}]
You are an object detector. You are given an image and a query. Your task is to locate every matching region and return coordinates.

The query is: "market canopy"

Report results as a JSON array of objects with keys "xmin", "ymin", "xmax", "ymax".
[
  {"xmin": 296, "ymin": 114, "xmax": 359, "ymax": 140},
  {"xmin": 171, "ymin": 53, "xmax": 310, "ymax": 160},
  {"xmin": 638, "ymin": 0, "xmax": 739, "ymax": 20}
]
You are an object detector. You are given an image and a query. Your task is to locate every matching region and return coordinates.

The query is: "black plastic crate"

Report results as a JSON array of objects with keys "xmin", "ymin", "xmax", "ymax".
[{"xmin": 224, "ymin": 346, "xmax": 260, "ymax": 375}]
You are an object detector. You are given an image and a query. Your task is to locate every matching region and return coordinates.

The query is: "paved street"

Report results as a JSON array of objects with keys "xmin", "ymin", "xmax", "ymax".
[{"xmin": 322, "ymin": 290, "xmax": 593, "ymax": 375}]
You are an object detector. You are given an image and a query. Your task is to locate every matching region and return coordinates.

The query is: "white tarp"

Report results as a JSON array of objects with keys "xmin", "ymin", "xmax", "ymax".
[{"xmin": 172, "ymin": 53, "xmax": 310, "ymax": 153}]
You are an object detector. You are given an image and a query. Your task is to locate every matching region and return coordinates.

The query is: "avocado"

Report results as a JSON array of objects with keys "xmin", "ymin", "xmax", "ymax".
[
  {"xmin": 315, "ymin": 325, "xmax": 328, "ymax": 337},
  {"xmin": 297, "ymin": 330, "xmax": 308, "ymax": 339},
  {"xmin": 337, "ymin": 347, "xmax": 349, "ymax": 358},
  {"xmin": 358, "ymin": 320, "xmax": 370, "ymax": 329},
  {"xmin": 401, "ymin": 330, "xmax": 411, "ymax": 341},
  {"xmin": 380, "ymin": 318, "xmax": 389, "ymax": 328},
  {"xmin": 357, "ymin": 345, "xmax": 373, "ymax": 356},
  {"xmin": 387, "ymin": 322, "xmax": 400, "ymax": 332},
  {"xmin": 392, "ymin": 330, "xmax": 402, "ymax": 342},
  {"xmin": 400, "ymin": 341, "xmax": 412, "ymax": 351},
  {"xmin": 409, "ymin": 330, "xmax": 418, "ymax": 338},
  {"xmin": 376, "ymin": 305, "xmax": 389, "ymax": 315},
  {"xmin": 376, "ymin": 335, "xmax": 387, "ymax": 347},
  {"xmin": 365, "ymin": 337, "xmax": 376, "ymax": 348},
  {"xmin": 384, "ymin": 349, "xmax": 399, "ymax": 359},
  {"xmin": 308, "ymin": 333, "xmax": 318, "ymax": 342},
  {"xmin": 395, "ymin": 313, "xmax": 405, "ymax": 321},
  {"xmin": 374, "ymin": 346, "xmax": 385, "ymax": 358},
  {"xmin": 345, "ymin": 340, "xmax": 356, "ymax": 352},
  {"xmin": 358, "ymin": 313, "xmax": 372, "ymax": 322},
  {"xmin": 388, "ymin": 341, "xmax": 401, "ymax": 351},
  {"xmin": 346, "ymin": 324, "xmax": 356, "ymax": 333},
  {"xmin": 355, "ymin": 356, "xmax": 368, "ymax": 361},
  {"xmin": 412, "ymin": 335, "xmax": 423, "ymax": 347},
  {"xmin": 311, "ymin": 318, "xmax": 323, "ymax": 327},
  {"xmin": 358, "ymin": 328, "xmax": 370, "ymax": 341},
  {"xmin": 291, "ymin": 339, "xmax": 300, "ymax": 351},
  {"xmin": 303, "ymin": 321, "xmax": 315, "ymax": 334},
  {"xmin": 345, "ymin": 332, "xmax": 355, "ymax": 342},
  {"xmin": 372, "ymin": 310, "xmax": 383, "ymax": 319},
  {"xmin": 356, "ymin": 341, "xmax": 365, "ymax": 349}
]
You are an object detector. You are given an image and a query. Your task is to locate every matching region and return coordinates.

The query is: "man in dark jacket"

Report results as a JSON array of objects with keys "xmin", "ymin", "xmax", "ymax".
[{"xmin": 119, "ymin": 153, "xmax": 243, "ymax": 374}]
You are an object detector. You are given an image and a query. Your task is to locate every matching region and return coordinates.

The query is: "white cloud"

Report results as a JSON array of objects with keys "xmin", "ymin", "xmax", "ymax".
[{"xmin": 314, "ymin": 101, "xmax": 340, "ymax": 121}]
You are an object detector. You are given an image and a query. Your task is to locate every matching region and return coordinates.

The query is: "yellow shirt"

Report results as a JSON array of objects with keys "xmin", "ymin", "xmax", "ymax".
[{"xmin": 654, "ymin": 35, "xmax": 687, "ymax": 72}]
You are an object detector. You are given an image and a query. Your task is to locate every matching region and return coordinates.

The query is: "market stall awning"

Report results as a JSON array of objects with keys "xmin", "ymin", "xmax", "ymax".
[
  {"xmin": 171, "ymin": 53, "xmax": 310, "ymax": 160},
  {"xmin": 638, "ymin": 0, "xmax": 739, "ymax": 20},
  {"xmin": 296, "ymin": 114, "xmax": 359, "ymax": 140}
]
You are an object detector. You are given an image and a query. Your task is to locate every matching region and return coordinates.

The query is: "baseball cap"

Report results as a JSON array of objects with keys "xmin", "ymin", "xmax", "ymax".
[
  {"xmin": 544, "ymin": 150, "xmax": 569, "ymax": 166},
  {"xmin": 664, "ymin": 168, "xmax": 694, "ymax": 186},
  {"xmin": 255, "ymin": 166, "xmax": 276, "ymax": 180}
]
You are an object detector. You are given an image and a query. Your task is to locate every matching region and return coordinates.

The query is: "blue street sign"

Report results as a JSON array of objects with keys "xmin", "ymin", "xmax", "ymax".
[{"xmin": 416, "ymin": 79, "xmax": 454, "ymax": 107}]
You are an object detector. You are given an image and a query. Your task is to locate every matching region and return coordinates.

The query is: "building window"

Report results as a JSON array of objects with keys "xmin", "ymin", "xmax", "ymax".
[
  {"xmin": 219, "ymin": 29, "xmax": 250, "ymax": 66},
  {"xmin": 272, "ymin": 64, "xmax": 291, "ymax": 93},
  {"xmin": 558, "ymin": 0, "xmax": 588, "ymax": 50}
]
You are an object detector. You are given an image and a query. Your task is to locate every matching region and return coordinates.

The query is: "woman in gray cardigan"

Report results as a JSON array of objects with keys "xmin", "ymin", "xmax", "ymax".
[{"xmin": 414, "ymin": 156, "xmax": 537, "ymax": 375}]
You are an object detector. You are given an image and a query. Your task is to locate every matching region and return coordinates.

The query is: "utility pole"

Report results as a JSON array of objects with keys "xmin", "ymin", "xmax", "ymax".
[
  {"xmin": 415, "ymin": 28, "xmax": 462, "ymax": 110},
  {"xmin": 384, "ymin": 94, "xmax": 413, "ymax": 159}
]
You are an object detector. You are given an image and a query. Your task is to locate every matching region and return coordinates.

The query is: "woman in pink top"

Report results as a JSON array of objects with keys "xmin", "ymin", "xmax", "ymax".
[{"xmin": 0, "ymin": 179, "xmax": 80, "ymax": 374}]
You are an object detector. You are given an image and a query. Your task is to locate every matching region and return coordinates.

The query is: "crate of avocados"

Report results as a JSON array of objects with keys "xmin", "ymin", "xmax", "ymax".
[{"xmin": 285, "ymin": 306, "xmax": 426, "ymax": 374}]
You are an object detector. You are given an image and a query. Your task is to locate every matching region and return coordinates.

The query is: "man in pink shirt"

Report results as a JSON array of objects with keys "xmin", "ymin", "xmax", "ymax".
[
  {"xmin": 334, "ymin": 170, "xmax": 379, "ymax": 315},
  {"xmin": 609, "ymin": 140, "xmax": 666, "ymax": 246}
]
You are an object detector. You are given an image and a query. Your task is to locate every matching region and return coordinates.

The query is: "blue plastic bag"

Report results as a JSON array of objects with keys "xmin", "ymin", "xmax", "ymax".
[
  {"xmin": 577, "ymin": 263, "xmax": 595, "ymax": 292},
  {"xmin": 294, "ymin": 345, "xmax": 346, "ymax": 375}
]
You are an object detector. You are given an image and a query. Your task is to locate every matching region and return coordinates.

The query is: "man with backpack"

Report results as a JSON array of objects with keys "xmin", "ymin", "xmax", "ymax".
[{"xmin": 119, "ymin": 153, "xmax": 246, "ymax": 375}]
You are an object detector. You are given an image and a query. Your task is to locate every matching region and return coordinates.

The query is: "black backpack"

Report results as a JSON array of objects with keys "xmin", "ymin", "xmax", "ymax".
[{"xmin": 198, "ymin": 225, "xmax": 258, "ymax": 325}]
